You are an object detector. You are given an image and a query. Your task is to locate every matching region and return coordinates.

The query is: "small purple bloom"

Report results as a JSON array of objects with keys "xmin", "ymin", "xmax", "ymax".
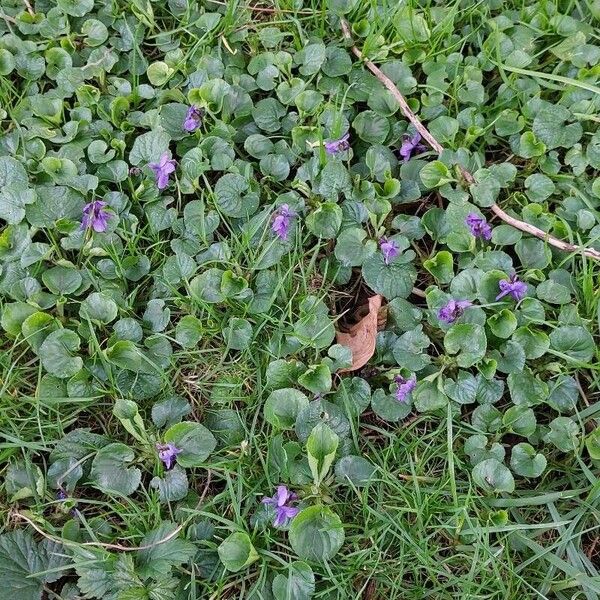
[
  {"xmin": 465, "ymin": 213, "xmax": 492, "ymax": 241},
  {"xmin": 380, "ymin": 237, "xmax": 400, "ymax": 265},
  {"xmin": 183, "ymin": 105, "xmax": 203, "ymax": 132},
  {"xmin": 271, "ymin": 204, "xmax": 296, "ymax": 241},
  {"xmin": 399, "ymin": 132, "xmax": 427, "ymax": 162},
  {"xmin": 496, "ymin": 275, "xmax": 527, "ymax": 302},
  {"xmin": 324, "ymin": 133, "xmax": 350, "ymax": 155},
  {"xmin": 81, "ymin": 200, "xmax": 111, "ymax": 233},
  {"xmin": 438, "ymin": 299, "xmax": 472, "ymax": 324},
  {"xmin": 262, "ymin": 485, "xmax": 300, "ymax": 527},
  {"xmin": 149, "ymin": 152, "xmax": 177, "ymax": 190},
  {"xmin": 156, "ymin": 442, "xmax": 182, "ymax": 470},
  {"xmin": 395, "ymin": 375, "xmax": 416, "ymax": 404},
  {"xmin": 56, "ymin": 489, "xmax": 68, "ymax": 501}
]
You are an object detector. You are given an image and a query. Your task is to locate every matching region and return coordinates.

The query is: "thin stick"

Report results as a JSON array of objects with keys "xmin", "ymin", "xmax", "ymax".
[
  {"xmin": 1, "ymin": 12, "xmax": 17, "ymax": 23},
  {"xmin": 22, "ymin": 0, "xmax": 34, "ymax": 16},
  {"xmin": 12, "ymin": 470, "xmax": 212, "ymax": 552},
  {"xmin": 339, "ymin": 19, "xmax": 600, "ymax": 262}
]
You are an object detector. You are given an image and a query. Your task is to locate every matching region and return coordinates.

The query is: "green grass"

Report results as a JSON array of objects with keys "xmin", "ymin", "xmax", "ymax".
[{"xmin": 2, "ymin": 0, "xmax": 600, "ymax": 598}]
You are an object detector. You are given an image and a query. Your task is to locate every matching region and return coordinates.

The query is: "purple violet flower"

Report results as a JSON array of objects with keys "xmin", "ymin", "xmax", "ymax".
[
  {"xmin": 399, "ymin": 132, "xmax": 427, "ymax": 162},
  {"xmin": 395, "ymin": 375, "xmax": 416, "ymax": 404},
  {"xmin": 465, "ymin": 213, "xmax": 492, "ymax": 241},
  {"xmin": 380, "ymin": 237, "xmax": 400, "ymax": 265},
  {"xmin": 56, "ymin": 489, "xmax": 68, "ymax": 501},
  {"xmin": 81, "ymin": 200, "xmax": 111, "ymax": 233},
  {"xmin": 156, "ymin": 442, "xmax": 182, "ymax": 470},
  {"xmin": 271, "ymin": 204, "xmax": 296, "ymax": 241},
  {"xmin": 496, "ymin": 275, "xmax": 527, "ymax": 302},
  {"xmin": 183, "ymin": 105, "xmax": 203, "ymax": 132},
  {"xmin": 438, "ymin": 299, "xmax": 472, "ymax": 324},
  {"xmin": 324, "ymin": 133, "xmax": 350, "ymax": 155},
  {"xmin": 262, "ymin": 485, "xmax": 300, "ymax": 527},
  {"xmin": 149, "ymin": 152, "xmax": 177, "ymax": 190}
]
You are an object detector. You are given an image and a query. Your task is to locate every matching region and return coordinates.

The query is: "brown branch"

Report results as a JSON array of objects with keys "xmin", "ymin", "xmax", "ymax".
[
  {"xmin": 340, "ymin": 19, "xmax": 600, "ymax": 262},
  {"xmin": 22, "ymin": 0, "xmax": 34, "ymax": 16},
  {"xmin": 12, "ymin": 470, "xmax": 212, "ymax": 552},
  {"xmin": 1, "ymin": 12, "xmax": 17, "ymax": 23}
]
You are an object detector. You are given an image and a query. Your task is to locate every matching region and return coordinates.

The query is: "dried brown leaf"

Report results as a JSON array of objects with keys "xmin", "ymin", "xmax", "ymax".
[{"xmin": 336, "ymin": 294, "xmax": 384, "ymax": 373}]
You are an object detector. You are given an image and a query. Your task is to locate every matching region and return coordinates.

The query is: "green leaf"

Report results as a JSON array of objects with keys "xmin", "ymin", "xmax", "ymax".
[
  {"xmin": 306, "ymin": 422, "xmax": 339, "ymax": 485},
  {"xmin": 420, "ymin": 161, "xmax": 453, "ymax": 188},
  {"xmin": 272, "ymin": 561, "xmax": 315, "ymax": 600},
  {"xmin": 549, "ymin": 326, "xmax": 595, "ymax": 363},
  {"xmin": 371, "ymin": 388, "xmax": 411, "ymax": 421},
  {"xmin": 147, "ymin": 61, "xmax": 174, "ymax": 86},
  {"xmin": 353, "ymin": 110, "xmax": 389, "ymax": 144},
  {"xmin": 57, "ymin": 0, "xmax": 93, "ymax": 16},
  {"xmin": 392, "ymin": 326, "xmax": 431, "ymax": 371},
  {"xmin": 305, "ymin": 202, "xmax": 342, "ymax": 239},
  {"xmin": 218, "ymin": 532, "xmax": 259, "ymax": 572},
  {"xmin": 0, "ymin": 187, "xmax": 36, "ymax": 225},
  {"xmin": 40, "ymin": 329, "xmax": 83, "ymax": 378},
  {"xmin": 507, "ymin": 369, "xmax": 548, "ymax": 407},
  {"xmin": 152, "ymin": 395, "xmax": 191, "ymax": 428},
  {"xmin": 1, "ymin": 302, "xmax": 38, "ymax": 336},
  {"xmin": 362, "ymin": 253, "xmax": 417, "ymax": 300},
  {"xmin": 413, "ymin": 380, "xmax": 447, "ymax": 412},
  {"xmin": 334, "ymin": 227, "xmax": 376, "ymax": 267},
  {"xmin": 487, "ymin": 308, "xmax": 517, "ymax": 339},
  {"xmin": 189, "ymin": 268, "xmax": 225, "ymax": 304},
  {"xmin": 500, "ymin": 402, "xmax": 535, "ymax": 435},
  {"xmin": 331, "ymin": 377, "xmax": 371, "ymax": 417},
  {"xmin": 129, "ymin": 129, "xmax": 170, "ymax": 166},
  {"xmin": 334, "ymin": 455, "xmax": 376, "ymax": 486},
  {"xmin": 224, "ymin": 317, "xmax": 253, "ymax": 350},
  {"xmin": 464, "ymin": 434, "xmax": 505, "ymax": 466},
  {"xmin": 472, "ymin": 458, "xmax": 515, "ymax": 493},
  {"xmin": 137, "ymin": 522, "xmax": 196, "ymax": 578},
  {"xmin": 524, "ymin": 174, "xmax": 555, "ymax": 202},
  {"xmin": 544, "ymin": 417, "xmax": 580, "ymax": 452},
  {"xmin": 264, "ymin": 388, "xmax": 310, "ymax": 430},
  {"xmin": 515, "ymin": 238, "xmax": 551, "ymax": 269},
  {"xmin": 512, "ymin": 327, "xmax": 549, "ymax": 360},
  {"xmin": 293, "ymin": 312, "xmax": 335, "ymax": 350},
  {"xmin": 444, "ymin": 323, "xmax": 487, "ymax": 367},
  {"xmin": 295, "ymin": 399, "xmax": 350, "ymax": 443},
  {"xmin": 298, "ymin": 364, "xmax": 331, "ymax": 395},
  {"xmin": 517, "ymin": 131, "xmax": 546, "ymax": 158},
  {"xmin": 444, "ymin": 371, "xmax": 477, "ymax": 405},
  {"xmin": 90, "ymin": 442, "xmax": 141, "ymax": 496},
  {"xmin": 289, "ymin": 506, "xmax": 345, "ymax": 563},
  {"xmin": 80, "ymin": 292, "xmax": 118, "ymax": 325},
  {"xmin": 585, "ymin": 427, "xmax": 600, "ymax": 460},
  {"xmin": 510, "ymin": 443, "xmax": 546, "ymax": 478},
  {"xmin": 532, "ymin": 105, "xmax": 582, "ymax": 149},
  {"xmin": 42, "ymin": 266, "xmax": 82, "ymax": 295},
  {"xmin": 423, "ymin": 250, "xmax": 454, "ymax": 283},
  {"xmin": 105, "ymin": 340, "xmax": 147, "ymax": 373},
  {"xmin": 0, "ymin": 530, "xmax": 53, "ymax": 600},
  {"xmin": 214, "ymin": 173, "xmax": 258, "ymax": 218},
  {"xmin": 175, "ymin": 315, "xmax": 203, "ymax": 348},
  {"xmin": 536, "ymin": 279, "xmax": 571, "ymax": 305},
  {"xmin": 164, "ymin": 421, "xmax": 217, "ymax": 467}
]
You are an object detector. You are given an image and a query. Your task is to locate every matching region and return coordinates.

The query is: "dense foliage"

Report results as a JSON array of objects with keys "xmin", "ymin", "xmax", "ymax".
[{"xmin": 1, "ymin": 0, "xmax": 599, "ymax": 598}]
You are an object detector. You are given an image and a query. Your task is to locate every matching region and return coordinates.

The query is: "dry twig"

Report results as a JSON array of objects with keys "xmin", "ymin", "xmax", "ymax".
[
  {"xmin": 339, "ymin": 19, "xmax": 600, "ymax": 262},
  {"xmin": 22, "ymin": 0, "xmax": 34, "ymax": 16},
  {"xmin": 12, "ymin": 470, "xmax": 212, "ymax": 552}
]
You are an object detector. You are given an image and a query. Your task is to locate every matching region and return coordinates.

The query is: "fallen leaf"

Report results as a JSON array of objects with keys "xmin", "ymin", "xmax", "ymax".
[{"xmin": 336, "ymin": 294, "xmax": 384, "ymax": 373}]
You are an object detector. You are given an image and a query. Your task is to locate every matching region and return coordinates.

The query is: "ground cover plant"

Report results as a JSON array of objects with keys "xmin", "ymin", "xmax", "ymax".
[{"xmin": 1, "ymin": 0, "xmax": 600, "ymax": 598}]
